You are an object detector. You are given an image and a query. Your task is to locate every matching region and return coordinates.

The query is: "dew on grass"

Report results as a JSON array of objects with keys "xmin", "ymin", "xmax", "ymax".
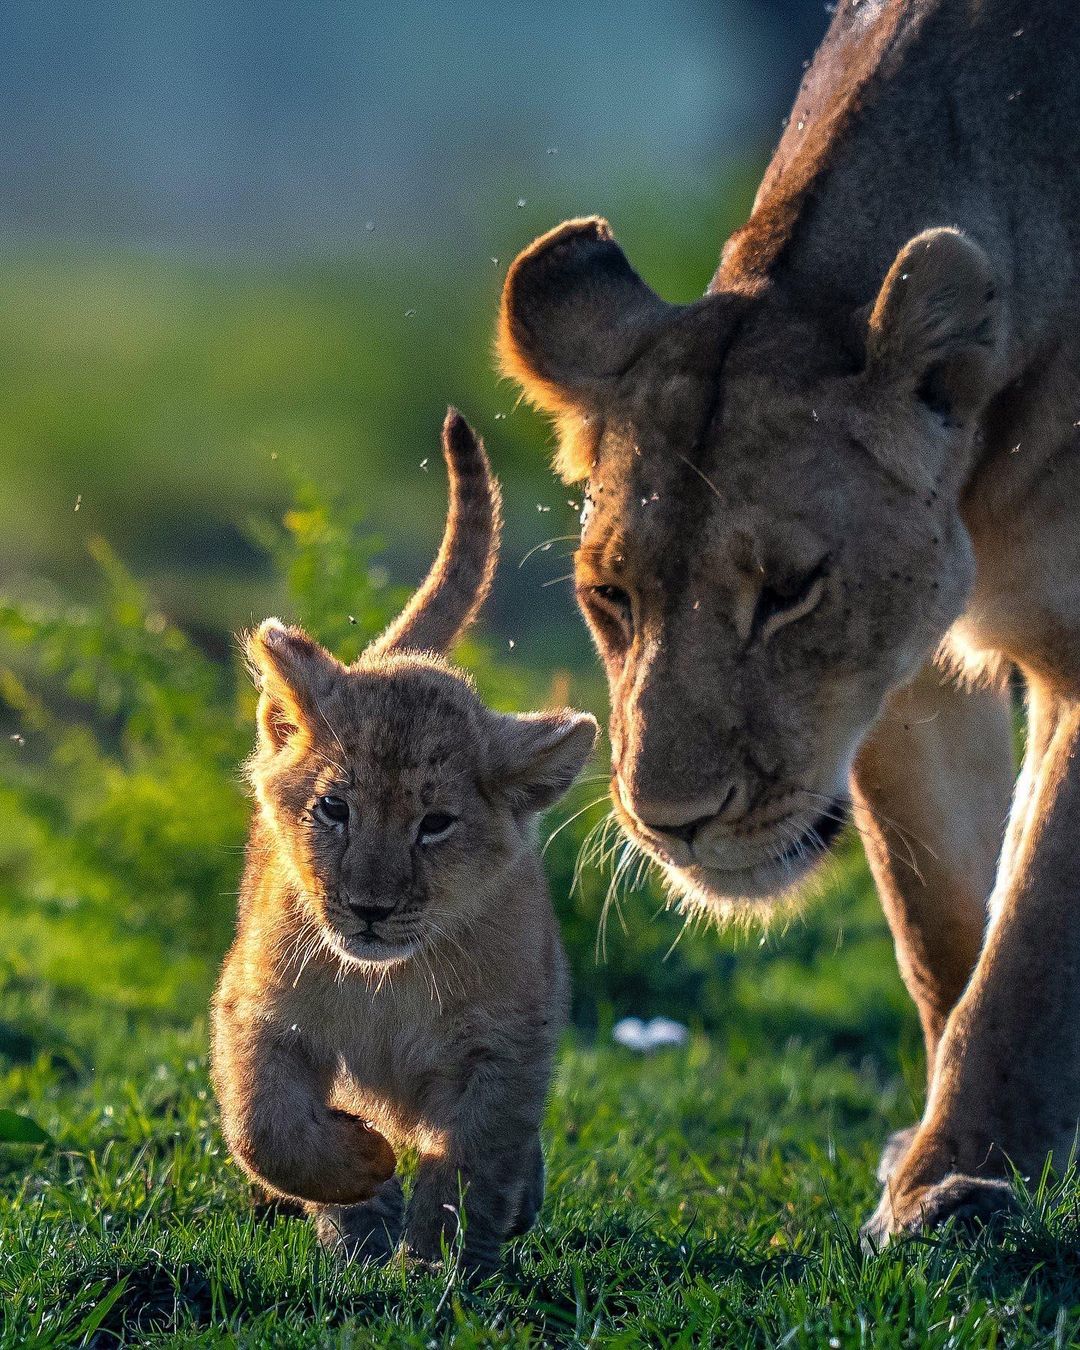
[
  {"xmin": 74, "ymin": 494, "xmax": 82, "ymax": 512},
  {"xmin": 420, "ymin": 458, "xmax": 429, "ymax": 471}
]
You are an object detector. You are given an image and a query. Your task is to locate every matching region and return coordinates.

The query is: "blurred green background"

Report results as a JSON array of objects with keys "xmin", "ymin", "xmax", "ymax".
[{"xmin": 0, "ymin": 0, "xmax": 918, "ymax": 1065}]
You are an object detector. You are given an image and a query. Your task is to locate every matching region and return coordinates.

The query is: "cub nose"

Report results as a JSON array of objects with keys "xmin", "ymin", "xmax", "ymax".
[{"xmin": 347, "ymin": 901, "xmax": 397, "ymax": 924}]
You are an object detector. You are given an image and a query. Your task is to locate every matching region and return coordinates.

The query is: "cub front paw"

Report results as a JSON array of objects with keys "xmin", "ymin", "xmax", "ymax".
[
  {"xmin": 862, "ymin": 1172, "xmax": 1017, "ymax": 1249},
  {"xmin": 315, "ymin": 1110, "xmax": 396, "ymax": 1205}
]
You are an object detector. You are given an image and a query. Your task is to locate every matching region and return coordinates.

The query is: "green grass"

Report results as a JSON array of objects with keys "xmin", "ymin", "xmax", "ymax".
[{"xmin": 4, "ymin": 979, "xmax": 1080, "ymax": 1347}]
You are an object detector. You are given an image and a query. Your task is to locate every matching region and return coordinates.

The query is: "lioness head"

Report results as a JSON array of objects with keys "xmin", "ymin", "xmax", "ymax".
[
  {"xmin": 244, "ymin": 622, "xmax": 595, "ymax": 967},
  {"xmin": 499, "ymin": 219, "xmax": 1000, "ymax": 912}
]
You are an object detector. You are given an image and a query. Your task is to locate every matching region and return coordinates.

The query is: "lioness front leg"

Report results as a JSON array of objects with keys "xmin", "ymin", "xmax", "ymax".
[
  {"xmin": 852, "ymin": 661, "xmax": 1013, "ymax": 1179},
  {"xmin": 865, "ymin": 683, "xmax": 1080, "ymax": 1242},
  {"xmin": 212, "ymin": 1000, "xmax": 396, "ymax": 1206}
]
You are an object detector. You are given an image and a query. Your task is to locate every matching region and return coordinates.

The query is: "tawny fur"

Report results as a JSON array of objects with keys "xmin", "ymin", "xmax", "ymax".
[
  {"xmin": 498, "ymin": 0, "xmax": 1080, "ymax": 1242},
  {"xmin": 211, "ymin": 411, "xmax": 596, "ymax": 1272}
]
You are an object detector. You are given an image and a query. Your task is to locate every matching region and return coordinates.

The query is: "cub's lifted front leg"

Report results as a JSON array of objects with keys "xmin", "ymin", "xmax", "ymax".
[
  {"xmin": 212, "ymin": 1005, "xmax": 395, "ymax": 1206},
  {"xmin": 865, "ymin": 684, "xmax": 1080, "ymax": 1242}
]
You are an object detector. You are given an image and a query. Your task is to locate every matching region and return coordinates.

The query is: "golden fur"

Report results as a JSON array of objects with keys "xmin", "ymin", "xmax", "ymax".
[
  {"xmin": 498, "ymin": 0, "xmax": 1080, "ymax": 1241},
  {"xmin": 211, "ymin": 411, "xmax": 596, "ymax": 1271}
]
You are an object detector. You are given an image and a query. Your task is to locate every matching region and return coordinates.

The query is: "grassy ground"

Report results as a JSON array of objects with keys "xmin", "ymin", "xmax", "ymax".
[{"xmin": 4, "ymin": 843, "xmax": 1080, "ymax": 1348}]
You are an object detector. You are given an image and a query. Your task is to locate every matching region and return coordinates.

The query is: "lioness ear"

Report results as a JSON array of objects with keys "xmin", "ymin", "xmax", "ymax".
[
  {"xmin": 498, "ymin": 218, "xmax": 674, "ymax": 480},
  {"xmin": 866, "ymin": 228, "xmax": 1000, "ymax": 426},
  {"xmin": 488, "ymin": 709, "xmax": 599, "ymax": 814},
  {"xmin": 245, "ymin": 619, "xmax": 341, "ymax": 751}
]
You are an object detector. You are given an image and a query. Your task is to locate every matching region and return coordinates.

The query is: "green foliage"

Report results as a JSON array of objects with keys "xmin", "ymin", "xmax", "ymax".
[
  {"xmin": 246, "ymin": 478, "xmax": 403, "ymax": 662},
  {"xmin": 0, "ymin": 1109, "xmax": 50, "ymax": 1146}
]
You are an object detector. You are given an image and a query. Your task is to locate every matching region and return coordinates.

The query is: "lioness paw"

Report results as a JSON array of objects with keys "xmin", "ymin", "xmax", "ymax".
[{"xmin": 861, "ymin": 1173, "xmax": 1017, "ymax": 1250}]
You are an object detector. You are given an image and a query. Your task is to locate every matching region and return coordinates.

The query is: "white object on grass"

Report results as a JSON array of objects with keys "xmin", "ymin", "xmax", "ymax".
[{"xmin": 612, "ymin": 1016, "xmax": 689, "ymax": 1053}]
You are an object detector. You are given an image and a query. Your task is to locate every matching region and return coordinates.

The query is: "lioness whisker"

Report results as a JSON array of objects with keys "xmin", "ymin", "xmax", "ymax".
[
  {"xmin": 793, "ymin": 787, "xmax": 932, "ymax": 881},
  {"xmin": 543, "ymin": 794, "xmax": 611, "ymax": 856},
  {"xmin": 517, "ymin": 534, "xmax": 579, "ymax": 568}
]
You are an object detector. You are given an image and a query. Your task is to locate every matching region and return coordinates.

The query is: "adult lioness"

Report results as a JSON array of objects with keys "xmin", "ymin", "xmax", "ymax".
[{"xmin": 498, "ymin": 0, "xmax": 1080, "ymax": 1240}]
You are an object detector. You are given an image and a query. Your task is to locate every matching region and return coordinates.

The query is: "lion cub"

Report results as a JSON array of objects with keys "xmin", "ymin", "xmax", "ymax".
[{"xmin": 211, "ymin": 410, "xmax": 596, "ymax": 1273}]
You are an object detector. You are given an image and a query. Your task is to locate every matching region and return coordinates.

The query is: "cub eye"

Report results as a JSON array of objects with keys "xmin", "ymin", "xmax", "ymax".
[
  {"xmin": 417, "ymin": 812, "xmax": 457, "ymax": 845},
  {"xmin": 752, "ymin": 560, "xmax": 829, "ymax": 643},
  {"xmin": 316, "ymin": 795, "xmax": 350, "ymax": 824},
  {"xmin": 587, "ymin": 583, "xmax": 633, "ymax": 634}
]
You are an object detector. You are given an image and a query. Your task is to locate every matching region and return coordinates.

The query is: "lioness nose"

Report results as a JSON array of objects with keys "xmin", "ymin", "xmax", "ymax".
[
  {"xmin": 348, "ymin": 901, "xmax": 396, "ymax": 924},
  {"xmin": 642, "ymin": 813, "xmax": 716, "ymax": 845},
  {"xmin": 628, "ymin": 779, "xmax": 745, "ymax": 845}
]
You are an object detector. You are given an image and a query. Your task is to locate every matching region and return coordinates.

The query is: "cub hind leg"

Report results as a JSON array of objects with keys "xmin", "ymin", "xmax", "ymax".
[{"xmin": 310, "ymin": 1174, "xmax": 405, "ymax": 1264}]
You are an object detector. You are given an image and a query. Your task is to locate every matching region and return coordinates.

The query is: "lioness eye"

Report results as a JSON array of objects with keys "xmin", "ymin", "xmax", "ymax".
[
  {"xmin": 317, "ymin": 795, "xmax": 350, "ymax": 824},
  {"xmin": 752, "ymin": 560, "xmax": 828, "ymax": 642},
  {"xmin": 417, "ymin": 812, "xmax": 457, "ymax": 845}
]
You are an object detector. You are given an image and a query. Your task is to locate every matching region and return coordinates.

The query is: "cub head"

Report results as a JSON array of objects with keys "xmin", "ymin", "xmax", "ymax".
[
  {"xmin": 245, "ymin": 620, "xmax": 596, "ymax": 967},
  {"xmin": 499, "ymin": 218, "xmax": 1000, "ymax": 914}
]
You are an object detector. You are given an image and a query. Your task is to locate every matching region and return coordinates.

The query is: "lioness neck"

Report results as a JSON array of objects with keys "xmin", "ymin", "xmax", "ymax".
[{"xmin": 715, "ymin": 0, "xmax": 1080, "ymax": 371}]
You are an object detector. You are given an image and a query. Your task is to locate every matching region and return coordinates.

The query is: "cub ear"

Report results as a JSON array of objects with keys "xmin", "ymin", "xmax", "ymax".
[
  {"xmin": 244, "ymin": 618, "xmax": 341, "ymax": 751},
  {"xmin": 866, "ymin": 227, "xmax": 1000, "ymax": 426},
  {"xmin": 498, "ymin": 218, "xmax": 673, "ymax": 480},
  {"xmin": 487, "ymin": 709, "xmax": 599, "ymax": 815}
]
